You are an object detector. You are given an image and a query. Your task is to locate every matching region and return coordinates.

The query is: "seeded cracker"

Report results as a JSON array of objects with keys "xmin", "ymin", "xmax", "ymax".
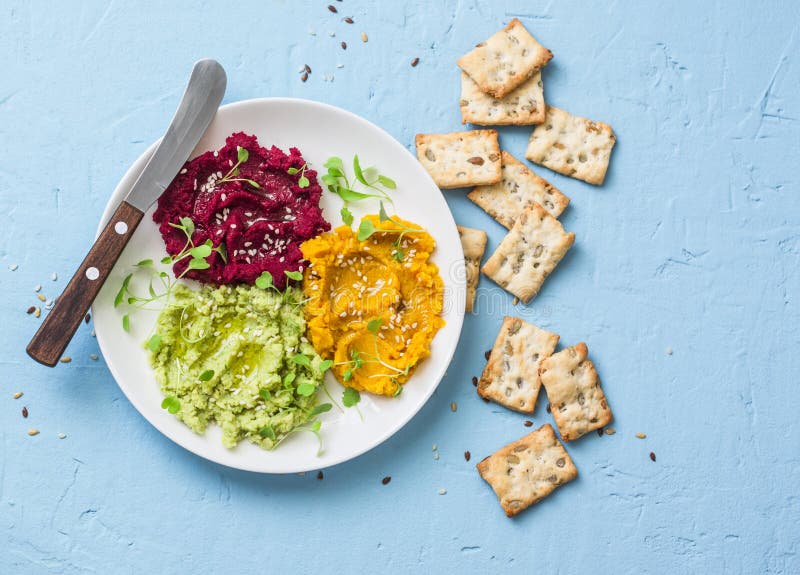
[
  {"xmin": 468, "ymin": 151, "xmax": 569, "ymax": 228},
  {"xmin": 415, "ymin": 130, "xmax": 502, "ymax": 189},
  {"xmin": 477, "ymin": 423, "xmax": 577, "ymax": 517},
  {"xmin": 525, "ymin": 106, "xmax": 616, "ymax": 185},
  {"xmin": 539, "ymin": 342, "xmax": 613, "ymax": 442},
  {"xmin": 481, "ymin": 203, "xmax": 574, "ymax": 303},
  {"xmin": 457, "ymin": 225, "xmax": 488, "ymax": 312},
  {"xmin": 457, "ymin": 19, "xmax": 553, "ymax": 99},
  {"xmin": 460, "ymin": 71, "xmax": 545, "ymax": 126},
  {"xmin": 478, "ymin": 317, "xmax": 559, "ymax": 413}
]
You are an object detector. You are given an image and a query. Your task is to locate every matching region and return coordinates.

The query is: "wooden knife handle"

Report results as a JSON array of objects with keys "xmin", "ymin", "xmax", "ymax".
[{"xmin": 27, "ymin": 201, "xmax": 144, "ymax": 366}]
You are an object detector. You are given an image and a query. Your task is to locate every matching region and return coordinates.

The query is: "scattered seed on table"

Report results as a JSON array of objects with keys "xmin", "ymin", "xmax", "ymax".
[
  {"xmin": 666, "ymin": 347, "xmax": 673, "ymax": 355},
  {"xmin": 472, "ymin": 376, "xmax": 478, "ymax": 387},
  {"xmin": 34, "ymin": 284, "xmax": 41, "ymax": 292},
  {"xmin": 58, "ymin": 433, "xmax": 66, "ymax": 439},
  {"xmin": 89, "ymin": 354, "xmax": 98, "ymax": 361},
  {"xmin": 432, "ymin": 443, "xmax": 437, "ymax": 451},
  {"xmin": 650, "ymin": 452, "xmax": 656, "ymax": 462},
  {"xmin": 336, "ymin": 63, "xmax": 344, "ymax": 68},
  {"xmin": 317, "ymin": 471, "xmax": 324, "ymax": 480},
  {"xmin": 433, "ymin": 452, "xmax": 439, "ymax": 460},
  {"xmin": 91, "ymin": 329, "xmax": 96, "ymax": 337},
  {"xmin": 27, "ymin": 429, "xmax": 39, "ymax": 436},
  {"xmin": 305, "ymin": 64, "xmax": 312, "ymax": 73},
  {"xmin": 327, "ymin": 4, "xmax": 337, "ymax": 12},
  {"xmin": 26, "ymin": 306, "xmax": 35, "ymax": 315},
  {"xmin": 45, "ymin": 300, "xmax": 53, "ymax": 309},
  {"xmin": 84, "ymin": 313, "xmax": 91, "ymax": 324},
  {"xmin": 484, "ymin": 350, "xmax": 491, "ymax": 360},
  {"xmin": 51, "ymin": 272, "xmax": 57, "ymax": 281},
  {"xmin": 482, "ymin": 397, "xmax": 490, "ymax": 403},
  {"xmin": 13, "ymin": 391, "xmax": 23, "ymax": 399},
  {"xmin": 22, "ymin": 406, "xmax": 28, "ymax": 418},
  {"xmin": 301, "ymin": 72, "xmax": 308, "ymax": 82},
  {"xmin": 605, "ymin": 428, "xmax": 616, "ymax": 435},
  {"xmin": 361, "ymin": 32, "xmax": 368, "ymax": 42},
  {"xmin": 597, "ymin": 428, "xmax": 604, "ymax": 437},
  {"xmin": 512, "ymin": 297, "xmax": 519, "ymax": 305},
  {"xmin": 546, "ymin": 403, "xmax": 551, "ymax": 413},
  {"xmin": 34, "ymin": 307, "xmax": 41, "ymax": 318},
  {"xmin": 344, "ymin": 17, "xmax": 354, "ymax": 23},
  {"xmin": 438, "ymin": 488, "xmax": 447, "ymax": 495},
  {"xmin": 382, "ymin": 476, "xmax": 391, "ymax": 485},
  {"xmin": 464, "ymin": 451, "xmax": 471, "ymax": 461},
  {"xmin": 411, "ymin": 57, "xmax": 420, "ymax": 67},
  {"xmin": 60, "ymin": 356, "xmax": 71, "ymax": 363},
  {"xmin": 524, "ymin": 420, "xmax": 533, "ymax": 427},
  {"xmin": 308, "ymin": 29, "xmax": 316, "ymax": 36},
  {"xmin": 636, "ymin": 432, "xmax": 647, "ymax": 439},
  {"xmin": 9, "ymin": 264, "xmax": 18, "ymax": 271},
  {"xmin": 450, "ymin": 402, "xmax": 457, "ymax": 412},
  {"xmin": 328, "ymin": 31, "xmax": 335, "ymax": 37},
  {"xmin": 37, "ymin": 293, "xmax": 46, "ymax": 302},
  {"xmin": 341, "ymin": 41, "xmax": 347, "ymax": 50}
]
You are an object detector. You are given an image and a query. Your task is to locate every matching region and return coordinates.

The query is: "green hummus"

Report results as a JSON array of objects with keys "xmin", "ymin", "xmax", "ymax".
[{"xmin": 147, "ymin": 283, "xmax": 327, "ymax": 450}]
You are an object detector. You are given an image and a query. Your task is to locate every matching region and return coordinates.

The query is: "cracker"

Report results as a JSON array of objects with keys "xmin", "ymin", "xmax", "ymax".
[
  {"xmin": 539, "ymin": 342, "xmax": 613, "ymax": 442},
  {"xmin": 477, "ymin": 423, "xmax": 577, "ymax": 517},
  {"xmin": 481, "ymin": 202, "xmax": 575, "ymax": 303},
  {"xmin": 457, "ymin": 19, "xmax": 553, "ymax": 99},
  {"xmin": 477, "ymin": 316, "xmax": 559, "ymax": 412},
  {"xmin": 415, "ymin": 130, "xmax": 502, "ymax": 189},
  {"xmin": 460, "ymin": 71, "xmax": 545, "ymax": 126},
  {"xmin": 525, "ymin": 106, "xmax": 616, "ymax": 185},
  {"xmin": 468, "ymin": 151, "xmax": 569, "ymax": 228},
  {"xmin": 457, "ymin": 225, "xmax": 487, "ymax": 313}
]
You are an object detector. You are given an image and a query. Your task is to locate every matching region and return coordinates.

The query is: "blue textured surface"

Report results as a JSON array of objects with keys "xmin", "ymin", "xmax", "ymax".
[{"xmin": 2, "ymin": 1, "xmax": 799, "ymax": 573}]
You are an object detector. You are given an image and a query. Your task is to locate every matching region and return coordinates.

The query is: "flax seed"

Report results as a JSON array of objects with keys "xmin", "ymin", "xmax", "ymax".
[
  {"xmin": 382, "ymin": 476, "xmax": 391, "ymax": 485},
  {"xmin": 411, "ymin": 57, "xmax": 420, "ymax": 67},
  {"xmin": 361, "ymin": 32, "xmax": 368, "ymax": 42},
  {"xmin": 649, "ymin": 452, "xmax": 656, "ymax": 462}
]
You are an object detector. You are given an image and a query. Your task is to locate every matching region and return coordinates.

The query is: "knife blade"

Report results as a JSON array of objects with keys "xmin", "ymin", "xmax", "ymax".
[{"xmin": 26, "ymin": 59, "xmax": 227, "ymax": 366}]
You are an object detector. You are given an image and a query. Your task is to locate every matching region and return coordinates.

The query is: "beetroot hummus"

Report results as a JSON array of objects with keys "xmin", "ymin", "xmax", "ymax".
[{"xmin": 154, "ymin": 132, "xmax": 330, "ymax": 289}]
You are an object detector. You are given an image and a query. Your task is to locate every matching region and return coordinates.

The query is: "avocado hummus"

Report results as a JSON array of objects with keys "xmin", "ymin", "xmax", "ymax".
[{"xmin": 147, "ymin": 283, "xmax": 327, "ymax": 450}]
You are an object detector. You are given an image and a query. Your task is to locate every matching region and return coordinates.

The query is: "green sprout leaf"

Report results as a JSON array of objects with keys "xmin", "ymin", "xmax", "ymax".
[
  {"xmin": 367, "ymin": 317, "xmax": 383, "ymax": 334},
  {"xmin": 319, "ymin": 359, "xmax": 334, "ymax": 373},
  {"xmin": 324, "ymin": 156, "xmax": 344, "ymax": 172},
  {"xmin": 343, "ymin": 369, "xmax": 353, "ymax": 382},
  {"xmin": 198, "ymin": 369, "xmax": 215, "ymax": 382},
  {"xmin": 393, "ymin": 248, "xmax": 405, "ymax": 262},
  {"xmin": 122, "ymin": 314, "xmax": 130, "ymax": 332},
  {"xmin": 115, "ymin": 274, "xmax": 132, "ymax": 308},
  {"xmin": 291, "ymin": 354, "xmax": 312, "ymax": 367},
  {"xmin": 255, "ymin": 271, "xmax": 273, "ymax": 289},
  {"xmin": 161, "ymin": 396, "xmax": 181, "ymax": 414},
  {"xmin": 336, "ymin": 187, "xmax": 375, "ymax": 203},
  {"xmin": 179, "ymin": 217, "xmax": 195, "ymax": 237},
  {"xmin": 283, "ymin": 372, "xmax": 296, "ymax": 387},
  {"xmin": 287, "ymin": 167, "xmax": 300, "ymax": 175},
  {"xmin": 379, "ymin": 201, "xmax": 390, "ymax": 222},
  {"xmin": 237, "ymin": 146, "xmax": 249, "ymax": 164},
  {"xmin": 297, "ymin": 382, "xmax": 316, "ymax": 396},
  {"xmin": 353, "ymin": 154, "xmax": 366, "ymax": 185},
  {"xmin": 342, "ymin": 387, "xmax": 361, "ymax": 408},
  {"xmin": 244, "ymin": 179, "xmax": 261, "ymax": 189},
  {"xmin": 392, "ymin": 385, "xmax": 403, "ymax": 397},
  {"xmin": 310, "ymin": 403, "xmax": 333, "ymax": 416},
  {"xmin": 187, "ymin": 257, "xmax": 211, "ymax": 271},
  {"xmin": 259, "ymin": 388, "xmax": 272, "ymax": 400},
  {"xmin": 259, "ymin": 424, "xmax": 276, "ymax": 440},
  {"xmin": 362, "ymin": 166, "xmax": 379, "ymax": 184},
  {"xmin": 378, "ymin": 175, "xmax": 397, "ymax": 189},
  {"xmin": 298, "ymin": 176, "xmax": 310, "ymax": 188},
  {"xmin": 160, "ymin": 256, "xmax": 172, "ymax": 264},
  {"xmin": 311, "ymin": 420, "xmax": 322, "ymax": 433},
  {"xmin": 189, "ymin": 243, "xmax": 213, "ymax": 259},
  {"xmin": 357, "ymin": 219, "xmax": 376, "ymax": 241},
  {"xmin": 340, "ymin": 205, "xmax": 354, "ymax": 226},
  {"xmin": 147, "ymin": 334, "xmax": 162, "ymax": 353},
  {"xmin": 135, "ymin": 259, "xmax": 153, "ymax": 267},
  {"xmin": 285, "ymin": 270, "xmax": 303, "ymax": 281}
]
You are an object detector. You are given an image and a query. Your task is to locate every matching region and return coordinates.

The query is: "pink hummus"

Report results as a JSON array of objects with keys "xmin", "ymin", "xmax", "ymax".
[{"xmin": 154, "ymin": 132, "xmax": 330, "ymax": 289}]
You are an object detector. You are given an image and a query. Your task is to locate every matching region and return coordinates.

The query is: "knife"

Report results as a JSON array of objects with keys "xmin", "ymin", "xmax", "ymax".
[{"xmin": 26, "ymin": 59, "xmax": 227, "ymax": 367}]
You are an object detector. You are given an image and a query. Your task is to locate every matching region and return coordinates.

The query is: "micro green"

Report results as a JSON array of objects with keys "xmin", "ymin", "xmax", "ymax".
[
  {"xmin": 198, "ymin": 369, "xmax": 215, "ymax": 382},
  {"xmin": 321, "ymin": 155, "xmax": 398, "ymax": 228},
  {"xmin": 343, "ymin": 387, "xmax": 361, "ymax": 408},
  {"xmin": 287, "ymin": 162, "xmax": 310, "ymax": 188},
  {"xmin": 161, "ymin": 396, "xmax": 181, "ymax": 414},
  {"xmin": 356, "ymin": 202, "xmax": 420, "ymax": 262},
  {"xmin": 215, "ymin": 146, "xmax": 261, "ymax": 190},
  {"xmin": 147, "ymin": 334, "xmax": 162, "ymax": 353}
]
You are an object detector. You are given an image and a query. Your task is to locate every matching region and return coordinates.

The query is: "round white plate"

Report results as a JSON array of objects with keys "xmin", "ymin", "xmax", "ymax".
[{"xmin": 93, "ymin": 98, "xmax": 465, "ymax": 473}]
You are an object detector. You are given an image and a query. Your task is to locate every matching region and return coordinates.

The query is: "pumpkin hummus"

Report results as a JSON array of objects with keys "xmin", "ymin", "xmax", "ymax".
[{"xmin": 300, "ymin": 215, "xmax": 445, "ymax": 396}]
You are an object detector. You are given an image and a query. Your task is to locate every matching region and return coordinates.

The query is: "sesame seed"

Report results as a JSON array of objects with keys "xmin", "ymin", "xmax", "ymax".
[
  {"xmin": 58, "ymin": 433, "xmax": 66, "ymax": 439},
  {"xmin": 8, "ymin": 264, "xmax": 18, "ymax": 271},
  {"xmin": 89, "ymin": 354, "xmax": 98, "ymax": 361},
  {"xmin": 361, "ymin": 32, "xmax": 368, "ymax": 42},
  {"xmin": 27, "ymin": 429, "xmax": 40, "ymax": 436},
  {"xmin": 13, "ymin": 391, "xmax": 23, "ymax": 399},
  {"xmin": 34, "ymin": 284, "xmax": 41, "ymax": 292},
  {"xmin": 437, "ymin": 489, "xmax": 447, "ymax": 495}
]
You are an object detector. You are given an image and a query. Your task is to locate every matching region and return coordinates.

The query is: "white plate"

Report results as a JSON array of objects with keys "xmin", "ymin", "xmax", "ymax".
[{"xmin": 93, "ymin": 98, "xmax": 465, "ymax": 473}]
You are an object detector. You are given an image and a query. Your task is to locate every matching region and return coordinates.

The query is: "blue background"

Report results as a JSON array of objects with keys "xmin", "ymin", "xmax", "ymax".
[{"xmin": 2, "ymin": 1, "xmax": 798, "ymax": 573}]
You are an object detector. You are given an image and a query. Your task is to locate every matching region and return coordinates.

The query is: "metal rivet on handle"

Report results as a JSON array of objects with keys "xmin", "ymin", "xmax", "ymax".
[
  {"xmin": 85, "ymin": 267, "xmax": 100, "ymax": 281},
  {"xmin": 114, "ymin": 221, "xmax": 128, "ymax": 235}
]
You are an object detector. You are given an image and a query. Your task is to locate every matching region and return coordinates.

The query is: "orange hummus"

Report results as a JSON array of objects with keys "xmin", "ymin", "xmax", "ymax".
[{"xmin": 300, "ymin": 215, "xmax": 445, "ymax": 396}]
